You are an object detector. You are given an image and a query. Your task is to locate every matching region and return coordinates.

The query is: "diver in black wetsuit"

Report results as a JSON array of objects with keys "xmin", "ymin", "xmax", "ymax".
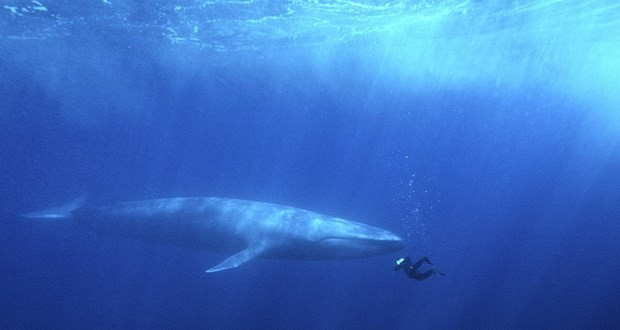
[{"xmin": 394, "ymin": 257, "xmax": 445, "ymax": 280}]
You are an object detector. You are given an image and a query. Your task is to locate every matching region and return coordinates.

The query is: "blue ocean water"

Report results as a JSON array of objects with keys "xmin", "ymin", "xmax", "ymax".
[{"xmin": 1, "ymin": 0, "xmax": 619, "ymax": 328}]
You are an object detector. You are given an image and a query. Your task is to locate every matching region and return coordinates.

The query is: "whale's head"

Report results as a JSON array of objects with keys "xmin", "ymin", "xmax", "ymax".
[
  {"xmin": 316, "ymin": 219, "xmax": 404, "ymax": 258},
  {"xmin": 283, "ymin": 214, "xmax": 404, "ymax": 259}
]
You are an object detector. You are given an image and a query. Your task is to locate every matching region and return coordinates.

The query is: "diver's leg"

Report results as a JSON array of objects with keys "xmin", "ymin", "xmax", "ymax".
[
  {"xmin": 412, "ymin": 269, "xmax": 434, "ymax": 281},
  {"xmin": 411, "ymin": 258, "xmax": 426, "ymax": 271},
  {"xmin": 409, "ymin": 258, "xmax": 444, "ymax": 279},
  {"xmin": 422, "ymin": 257, "xmax": 446, "ymax": 275},
  {"xmin": 405, "ymin": 258, "xmax": 426, "ymax": 279}
]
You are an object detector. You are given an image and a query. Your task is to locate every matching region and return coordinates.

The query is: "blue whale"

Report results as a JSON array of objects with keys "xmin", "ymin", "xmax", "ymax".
[{"xmin": 22, "ymin": 197, "xmax": 404, "ymax": 272}]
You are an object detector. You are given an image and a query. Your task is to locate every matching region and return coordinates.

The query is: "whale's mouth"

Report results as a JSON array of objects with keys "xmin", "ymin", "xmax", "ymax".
[{"xmin": 321, "ymin": 236, "xmax": 403, "ymax": 243}]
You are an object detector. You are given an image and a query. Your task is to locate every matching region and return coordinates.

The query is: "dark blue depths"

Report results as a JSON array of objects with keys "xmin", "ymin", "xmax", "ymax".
[{"xmin": 1, "ymin": 5, "xmax": 620, "ymax": 330}]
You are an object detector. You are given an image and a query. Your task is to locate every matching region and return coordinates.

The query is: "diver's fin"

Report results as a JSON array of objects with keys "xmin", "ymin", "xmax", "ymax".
[
  {"xmin": 20, "ymin": 196, "xmax": 86, "ymax": 220},
  {"xmin": 433, "ymin": 267, "xmax": 446, "ymax": 276},
  {"xmin": 206, "ymin": 243, "xmax": 269, "ymax": 273}
]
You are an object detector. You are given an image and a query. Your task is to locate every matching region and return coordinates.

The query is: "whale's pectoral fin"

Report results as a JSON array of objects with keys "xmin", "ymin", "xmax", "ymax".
[{"xmin": 206, "ymin": 243, "xmax": 269, "ymax": 273}]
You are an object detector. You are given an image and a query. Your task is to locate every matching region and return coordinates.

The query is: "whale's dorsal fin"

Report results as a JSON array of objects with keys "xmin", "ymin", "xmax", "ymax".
[{"xmin": 206, "ymin": 243, "xmax": 269, "ymax": 273}]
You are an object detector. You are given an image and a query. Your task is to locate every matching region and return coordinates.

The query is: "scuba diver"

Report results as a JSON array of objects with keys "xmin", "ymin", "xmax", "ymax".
[{"xmin": 394, "ymin": 256, "xmax": 445, "ymax": 280}]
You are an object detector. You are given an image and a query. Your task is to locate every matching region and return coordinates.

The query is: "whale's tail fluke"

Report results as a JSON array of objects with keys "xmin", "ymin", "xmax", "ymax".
[{"xmin": 21, "ymin": 196, "xmax": 86, "ymax": 220}]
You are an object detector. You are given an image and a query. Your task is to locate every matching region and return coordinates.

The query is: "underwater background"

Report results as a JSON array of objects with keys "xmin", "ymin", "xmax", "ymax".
[{"xmin": 1, "ymin": 0, "xmax": 619, "ymax": 328}]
